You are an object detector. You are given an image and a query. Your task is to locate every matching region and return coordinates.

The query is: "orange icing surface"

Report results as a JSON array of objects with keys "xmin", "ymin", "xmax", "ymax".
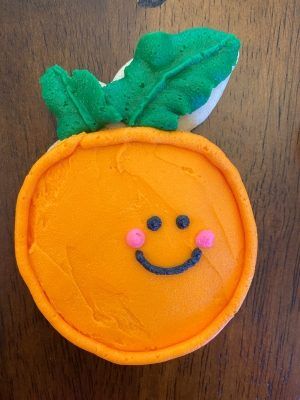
[{"xmin": 15, "ymin": 128, "xmax": 257, "ymax": 364}]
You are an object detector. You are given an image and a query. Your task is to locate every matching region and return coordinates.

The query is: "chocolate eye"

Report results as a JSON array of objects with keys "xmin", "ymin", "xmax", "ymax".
[
  {"xmin": 147, "ymin": 216, "xmax": 162, "ymax": 231},
  {"xmin": 176, "ymin": 215, "xmax": 190, "ymax": 229}
]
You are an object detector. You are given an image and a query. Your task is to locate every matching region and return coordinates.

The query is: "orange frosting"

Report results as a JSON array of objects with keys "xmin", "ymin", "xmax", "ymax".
[{"xmin": 15, "ymin": 127, "xmax": 257, "ymax": 364}]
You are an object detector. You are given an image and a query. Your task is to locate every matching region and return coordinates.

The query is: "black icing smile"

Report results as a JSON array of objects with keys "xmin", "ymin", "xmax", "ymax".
[{"xmin": 135, "ymin": 248, "xmax": 202, "ymax": 275}]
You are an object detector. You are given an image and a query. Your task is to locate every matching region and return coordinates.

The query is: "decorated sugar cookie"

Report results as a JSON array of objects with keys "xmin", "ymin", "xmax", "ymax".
[{"xmin": 15, "ymin": 28, "xmax": 257, "ymax": 365}]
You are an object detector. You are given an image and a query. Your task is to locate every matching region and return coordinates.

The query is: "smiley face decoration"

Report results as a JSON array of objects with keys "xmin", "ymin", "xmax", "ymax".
[{"xmin": 15, "ymin": 28, "xmax": 257, "ymax": 364}]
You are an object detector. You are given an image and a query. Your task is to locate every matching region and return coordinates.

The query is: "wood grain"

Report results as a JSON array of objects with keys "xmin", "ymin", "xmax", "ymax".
[{"xmin": 0, "ymin": 0, "xmax": 299, "ymax": 399}]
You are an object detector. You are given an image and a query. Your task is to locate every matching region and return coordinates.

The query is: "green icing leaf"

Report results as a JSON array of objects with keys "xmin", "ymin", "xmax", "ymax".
[
  {"xmin": 40, "ymin": 65, "xmax": 122, "ymax": 139},
  {"xmin": 104, "ymin": 28, "xmax": 240, "ymax": 130}
]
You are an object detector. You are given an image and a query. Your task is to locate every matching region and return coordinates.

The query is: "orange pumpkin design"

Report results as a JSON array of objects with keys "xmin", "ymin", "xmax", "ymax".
[{"xmin": 15, "ymin": 29, "xmax": 257, "ymax": 364}]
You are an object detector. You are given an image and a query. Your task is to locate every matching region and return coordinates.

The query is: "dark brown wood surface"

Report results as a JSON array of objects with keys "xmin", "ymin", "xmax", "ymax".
[{"xmin": 1, "ymin": 0, "xmax": 299, "ymax": 399}]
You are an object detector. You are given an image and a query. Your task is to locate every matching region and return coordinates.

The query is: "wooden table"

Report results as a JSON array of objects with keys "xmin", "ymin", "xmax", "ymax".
[{"xmin": 1, "ymin": 1, "xmax": 299, "ymax": 398}]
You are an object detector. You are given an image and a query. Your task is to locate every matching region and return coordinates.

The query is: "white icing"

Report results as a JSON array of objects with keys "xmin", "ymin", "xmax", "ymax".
[
  {"xmin": 113, "ymin": 59, "xmax": 134, "ymax": 81},
  {"xmin": 47, "ymin": 140, "xmax": 60, "ymax": 151},
  {"xmin": 177, "ymin": 76, "xmax": 230, "ymax": 131}
]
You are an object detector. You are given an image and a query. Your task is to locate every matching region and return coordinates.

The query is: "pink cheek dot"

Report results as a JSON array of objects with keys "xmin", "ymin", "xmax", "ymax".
[
  {"xmin": 126, "ymin": 228, "xmax": 146, "ymax": 248},
  {"xmin": 196, "ymin": 230, "xmax": 215, "ymax": 249}
]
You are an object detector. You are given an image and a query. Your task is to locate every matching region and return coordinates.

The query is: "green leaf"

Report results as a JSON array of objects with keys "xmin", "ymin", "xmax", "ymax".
[
  {"xmin": 40, "ymin": 65, "xmax": 122, "ymax": 139},
  {"xmin": 104, "ymin": 28, "xmax": 240, "ymax": 130}
]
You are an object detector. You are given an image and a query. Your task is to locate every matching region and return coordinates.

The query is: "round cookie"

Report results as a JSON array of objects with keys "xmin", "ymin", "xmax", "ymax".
[
  {"xmin": 15, "ymin": 127, "xmax": 257, "ymax": 364},
  {"xmin": 16, "ymin": 27, "xmax": 257, "ymax": 364}
]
